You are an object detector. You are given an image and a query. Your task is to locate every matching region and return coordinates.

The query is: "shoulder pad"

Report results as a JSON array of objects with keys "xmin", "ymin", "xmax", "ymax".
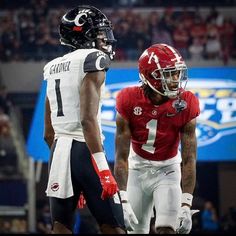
[{"xmin": 84, "ymin": 50, "xmax": 111, "ymax": 72}]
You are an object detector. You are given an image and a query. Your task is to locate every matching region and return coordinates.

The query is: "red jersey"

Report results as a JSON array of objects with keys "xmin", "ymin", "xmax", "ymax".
[{"xmin": 116, "ymin": 86, "xmax": 200, "ymax": 161}]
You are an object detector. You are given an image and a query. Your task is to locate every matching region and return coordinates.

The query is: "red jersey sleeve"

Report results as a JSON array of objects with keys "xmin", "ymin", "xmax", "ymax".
[
  {"xmin": 183, "ymin": 91, "xmax": 200, "ymax": 124},
  {"xmin": 116, "ymin": 88, "xmax": 131, "ymax": 120}
]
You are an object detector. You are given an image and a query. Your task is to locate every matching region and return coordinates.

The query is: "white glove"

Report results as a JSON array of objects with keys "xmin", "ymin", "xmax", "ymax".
[
  {"xmin": 120, "ymin": 190, "xmax": 139, "ymax": 231},
  {"xmin": 176, "ymin": 206, "xmax": 200, "ymax": 234}
]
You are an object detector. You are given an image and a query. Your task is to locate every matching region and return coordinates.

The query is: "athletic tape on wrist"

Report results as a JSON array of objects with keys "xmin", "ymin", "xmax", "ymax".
[
  {"xmin": 92, "ymin": 152, "xmax": 109, "ymax": 171},
  {"xmin": 182, "ymin": 193, "xmax": 193, "ymax": 206}
]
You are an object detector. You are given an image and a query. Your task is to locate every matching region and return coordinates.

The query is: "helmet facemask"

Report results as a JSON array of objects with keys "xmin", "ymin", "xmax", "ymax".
[
  {"xmin": 96, "ymin": 28, "xmax": 116, "ymax": 60},
  {"xmin": 151, "ymin": 63, "xmax": 188, "ymax": 98}
]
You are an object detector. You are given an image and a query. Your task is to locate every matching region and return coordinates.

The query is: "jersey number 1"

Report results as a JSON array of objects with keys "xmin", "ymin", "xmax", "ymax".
[
  {"xmin": 55, "ymin": 79, "xmax": 64, "ymax": 117},
  {"xmin": 141, "ymin": 119, "xmax": 157, "ymax": 154}
]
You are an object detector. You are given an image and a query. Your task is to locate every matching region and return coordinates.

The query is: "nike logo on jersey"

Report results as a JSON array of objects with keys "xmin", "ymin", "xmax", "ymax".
[
  {"xmin": 166, "ymin": 113, "xmax": 176, "ymax": 117},
  {"xmin": 164, "ymin": 170, "xmax": 175, "ymax": 176}
]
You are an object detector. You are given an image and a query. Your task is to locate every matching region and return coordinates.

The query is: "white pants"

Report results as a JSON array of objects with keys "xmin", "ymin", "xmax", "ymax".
[{"xmin": 127, "ymin": 164, "xmax": 182, "ymax": 234}]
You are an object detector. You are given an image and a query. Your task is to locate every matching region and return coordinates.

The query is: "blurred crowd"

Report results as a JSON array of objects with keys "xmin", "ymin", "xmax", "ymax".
[
  {"xmin": 0, "ymin": 0, "xmax": 236, "ymax": 234},
  {"xmin": 0, "ymin": 84, "xmax": 17, "ymax": 178},
  {"xmin": 0, "ymin": 0, "xmax": 236, "ymax": 64},
  {"xmin": 0, "ymin": 199, "xmax": 236, "ymax": 234}
]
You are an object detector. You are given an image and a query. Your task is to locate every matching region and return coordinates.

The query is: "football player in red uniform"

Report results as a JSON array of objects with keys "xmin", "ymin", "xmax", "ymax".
[{"xmin": 114, "ymin": 43, "xmax": 200, "ymax": 234}]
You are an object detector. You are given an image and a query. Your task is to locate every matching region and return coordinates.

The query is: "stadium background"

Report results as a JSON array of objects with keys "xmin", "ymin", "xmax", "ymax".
[{"xmin": 0, "ymin": 0, "xmax": 236, "ymax": 233}]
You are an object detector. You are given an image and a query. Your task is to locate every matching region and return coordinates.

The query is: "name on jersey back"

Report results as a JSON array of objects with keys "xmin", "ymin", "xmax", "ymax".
[{"xmin": 49, "ymin": 61, "xmax": 71, "ymax": 74}]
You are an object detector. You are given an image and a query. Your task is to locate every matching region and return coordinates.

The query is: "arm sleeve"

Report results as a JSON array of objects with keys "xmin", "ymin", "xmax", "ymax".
[{"xmin": 184, "ymin": 92, "xmax": 200, "ymax": 123}]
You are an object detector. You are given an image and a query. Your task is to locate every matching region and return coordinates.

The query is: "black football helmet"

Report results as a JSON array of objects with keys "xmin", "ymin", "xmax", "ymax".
[{"xmin": 59, "ymin": 5, "xmax": 116, "ymax": 59}]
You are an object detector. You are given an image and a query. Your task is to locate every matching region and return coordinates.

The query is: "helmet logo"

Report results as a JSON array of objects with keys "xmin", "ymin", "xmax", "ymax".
[
  {"xmin": 62, "ymin": 9, "xmax": 92, "ymax": 26},
  {"xmin": 163, "ymin": 44, "xmax": 182, "ymax": 63},
  {"xmin": 133, "ymin": 106, "xmax": 142, "ymax": 115},
  {"xmin": 148, "ymin": 52, "xmax": 159, "ymax": 65}
]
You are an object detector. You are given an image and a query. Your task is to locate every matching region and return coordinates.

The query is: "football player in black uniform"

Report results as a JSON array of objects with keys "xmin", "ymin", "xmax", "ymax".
[{"xmin": 44, "ymin": 5, "xmax": 125, "ymax": 234}]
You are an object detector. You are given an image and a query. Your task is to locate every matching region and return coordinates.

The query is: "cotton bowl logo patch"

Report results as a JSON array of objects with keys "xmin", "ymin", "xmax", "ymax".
[{"xmin": 172, "ymin": 99, "xmax": 187, "ymax": 112}]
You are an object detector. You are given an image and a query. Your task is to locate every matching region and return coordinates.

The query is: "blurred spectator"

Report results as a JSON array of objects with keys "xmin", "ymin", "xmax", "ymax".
[
  {"xmin": 181, "ymin": 8, "xmax": 195, "ymax": 32},
  {"xmin": 221, "ymin": 206, "xmax": 236, "ymax": 233},
  {"xmin": 11, "ymin": 218, "xmax": 27, "ymax": 233},
  {"xmin": 220, "ymin": 18, "xmax": 235, "ymax": 64},
  {"xmin": 0, "ymin": 4, "xmax": 235, "ymax": 62},
  {"xmin": 151, "ymin": 25, "xmax": 173, "ymax": 46},
  {"xmin": 0, "ymin": 84, "xmax": 18, "ymax": 177},
  {"xmin": 206, "ymin": 6, "xmax": 224, "ymax": 27},
  {"xmin": 0, "ymin": 114, "xmax": 18, "ymax": 177},
  {"xmin": 115, "ymin": 21, "xmax": 131, "ymax": 60},
  {"xmin": 36, "ymin": 22, "xmax": 59, "ymax": 61},
  {"xmin": 173, "ymin": 22, "xmax": 190, "ymax": 59},
  {"xmin": 159, "ymin": 7, "xmax": 175, "ymax": 34},
  {"xmin": 0, "ymin": 85, "xmax": 12, "ymax": 115},
  {"xmin": 190, "ymin": 16, "xmax": 207, "ymax": 46},
  {"xmin": 0, "ymin": 218, "xmax": 27, "ymax": 233},
  {"xmin": 205, "ymin": 35, "xmax": 221, "ymax": 60},
  {"xmin": 36, "ymin": 202, "xmax": 52, "ymax": 234},
  {"xmin": 0, "ymin": 219, "xmax": 12, "ymax": 233},
  {"xmin": 201, "ymin": 201, "xmax": 220, "ymax": 232},
  {"xmin": 204, "ymin": 21, "xmax": 221, "ymax": 59},
  {"xmin": 189, "ymin": 37, "xmax": 204, "ymax": 60},
  {"xmin": 0, "ymin": 107, "xmax": 10, "ymax": 136},
  {"xmin": 191, "ymin": 193, "xmax": 206, "ymax": 233}
]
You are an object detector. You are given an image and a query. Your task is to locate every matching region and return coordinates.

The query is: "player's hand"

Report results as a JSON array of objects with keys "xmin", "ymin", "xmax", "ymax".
[
  {"xmin": 99, "ymin": 169, "xmax": 118, "ymax": 200},
  {"xmin": 120, "ymin": 190, "xmax": 139, "ymax": 231},
  {"xmin": 122, "ymin": 201, "xmax": 139, "ymax": 231},
  {"xmin": 176, "ymin": 206, "xmax": 200, "ymax": 234},
  {"xmin": 77, "ymin": 192, "xmax": 86, "ymax": 209}
]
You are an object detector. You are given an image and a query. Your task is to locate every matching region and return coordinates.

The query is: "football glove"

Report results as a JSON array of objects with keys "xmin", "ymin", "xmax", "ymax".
[
  {"xmin": 92, "ymin": 152, "xmax": 119, "ymax": 200},
  {"xmin": 120, "ymin": 190, "xmax": 139, "ymax": 231},
  {"xmin": 176, "ymin": 205, "xmax": 199, "ymax": 234},
  {"xmin": 99, "ymin": 169, "xmax": 118, "ymax": 200}
]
